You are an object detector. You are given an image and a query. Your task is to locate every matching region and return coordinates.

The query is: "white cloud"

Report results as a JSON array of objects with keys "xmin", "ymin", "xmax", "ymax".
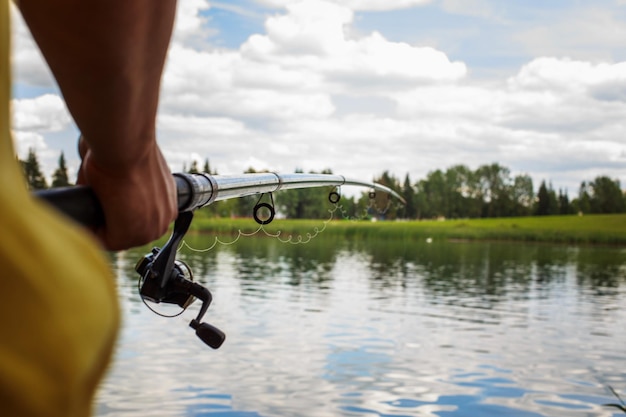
[
  {"xmin": 242, "ymin": 1, "xmax": 466, "ymax": 86},
  {"xmin": 161, "ymin": 0, "xmax": 465, "ymax": 124},
  {"xmin": 156, "ymin": 2, "xmax": 626, "ymax": 195},
  {"xmin": 10, "ymin": 5, "xmax": 55, "ymax": 88},
  {"xmin": 509, "ymin": 57, "xmax": 626, "ymax": 92},
  {"xmin": 515, "ymin": 8, "xmax": 626, "ymax": 62},
  {"xmin": 12, "ymin": 94, "xmax": 71, "ymax": 132},
  {"xmin": 13, "ymin": 130, "xmax": 48, "ymax": 157},
  {"xmin": 11, "ymin": 94, "xmax": 73, "ymax": 178},
  {"xmin": 503, "ymin": 58, "xmax": 626, "ymax": 134},
  {"xmin": 9, "ymin": 0, "xmax": 626, "ymax": 193},
  {"xmin": 252, "ymin": 0, "xmax": 432, "ymax": 12},
  {"xmin": 157, "ymin": 114, "xmax": 276, "ymax": 172},
  {"xmin": 262, "ymin": 1, "xmax": 353, "ymax": 55},
  {"xmin": 440, "ymin": 0, "xmax": 499, "ymax": 19},
  {"xmin": 171, "ymin": 0, "xmax": 216, "ymax": 47}
]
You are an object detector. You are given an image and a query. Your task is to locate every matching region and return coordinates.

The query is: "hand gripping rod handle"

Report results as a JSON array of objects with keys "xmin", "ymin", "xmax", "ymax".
[{"xmin": 34, "ymin": 173, "xmax": 216, "ymax": 228}]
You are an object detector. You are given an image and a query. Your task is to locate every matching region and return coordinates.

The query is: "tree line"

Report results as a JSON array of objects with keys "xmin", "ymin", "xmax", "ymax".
[
  {"xmin": 21, "ymin": 148, "xmax": 71, "ymax": 189},
  {"xmin": 21, "ymin": 148, "xmax": 625, "ymax": 220},
  {"xmin": 383, "ymin": 163, "xmax": 625, "ymax": 220}
]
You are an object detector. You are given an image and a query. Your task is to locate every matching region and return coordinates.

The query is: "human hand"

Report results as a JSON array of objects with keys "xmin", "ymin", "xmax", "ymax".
[{"xmin": 77, "ymin": 138, "xmax": 178, "ymax": 251}]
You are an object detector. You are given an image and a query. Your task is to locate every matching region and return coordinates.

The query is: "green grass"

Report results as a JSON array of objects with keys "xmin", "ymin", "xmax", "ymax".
[{"xmin": 187, "ymin": 213, "xmax": 626, "ymax": 245}]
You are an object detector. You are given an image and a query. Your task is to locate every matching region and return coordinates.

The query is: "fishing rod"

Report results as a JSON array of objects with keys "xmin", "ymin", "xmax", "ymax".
[
  {"xmin": 37, "ymin": 172, "xmax": 406, "ymax": 227},
  {"xmin": 35, "ymin": 172, "xmax": 405, "ymax": 350}
]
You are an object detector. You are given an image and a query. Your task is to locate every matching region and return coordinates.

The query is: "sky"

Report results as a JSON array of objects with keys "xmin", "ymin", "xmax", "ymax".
[{"xmin": 9, "ymin": 0, "xmax": 626, "ymax": 197}]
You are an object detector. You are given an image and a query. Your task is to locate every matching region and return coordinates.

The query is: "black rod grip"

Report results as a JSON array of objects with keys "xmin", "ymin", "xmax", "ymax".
[
  {"xmin": 34, "ymin": 175, "xmax": 194, "ymax": 229},
  {"xmin": 34, "ymin": 186, "xmax": 105, "ymax": 228}
]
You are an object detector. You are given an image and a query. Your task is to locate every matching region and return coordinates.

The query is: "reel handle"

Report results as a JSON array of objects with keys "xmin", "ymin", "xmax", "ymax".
[
  {"xmin": 174, "ymin": 275, "xmax": 226, "ymax": 349},
  {"xmin": 190, "ymin": 320, "xmax": 226, "ymax": 349}
]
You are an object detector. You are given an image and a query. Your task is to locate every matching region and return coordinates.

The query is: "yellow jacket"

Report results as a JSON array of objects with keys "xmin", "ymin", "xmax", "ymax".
[{"xmin": 0, "ymin": 2, "xmax": 120, "ymax": 416}]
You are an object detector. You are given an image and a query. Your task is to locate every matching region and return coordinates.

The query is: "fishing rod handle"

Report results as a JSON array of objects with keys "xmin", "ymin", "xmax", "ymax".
[
  {"xmin": 34, "ymin": 172, "xmax": 216, "ymax": 228},
  {"xmin": 35, "ymin": 185, "xmax": 105, "ymax": 228}
]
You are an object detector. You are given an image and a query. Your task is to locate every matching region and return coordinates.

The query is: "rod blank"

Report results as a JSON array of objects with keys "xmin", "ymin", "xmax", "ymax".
[{"xmin": 35, "ymin": 172, "xmax": 405, "ymax": 228}]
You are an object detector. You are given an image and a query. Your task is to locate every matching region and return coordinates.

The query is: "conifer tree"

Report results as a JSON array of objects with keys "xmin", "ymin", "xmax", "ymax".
[
  {"xmin": 203, "ymin": 158, "xmax": 210, "ymax": 174},
  {"xmin": 547, "ymin": 182, "xmax": 559, "ymax": 215},
  {"xmin": 576, "ymin": 181, "xmax": 591, "ymax": 214},
  {"xmin": 21, "ymin": 148, "xmax": 48, "ymax": 190},
  {"xmin": 188, "ymin": 160, "xmax": 199, "ymax": 174},
  {"xmin": 558, "ymin": 189, "xmax": 570, "ymax": 214},
  {"xmin": 535, "ymin": 181, "xmax": 550, "ymax": 216},
  {"xmin": 401, "ymin": 173, "xmax": 417, "ymax": 219},
  {"xmin": 51, "ymin": 151, "xmax": 71, "ymax": 187}
]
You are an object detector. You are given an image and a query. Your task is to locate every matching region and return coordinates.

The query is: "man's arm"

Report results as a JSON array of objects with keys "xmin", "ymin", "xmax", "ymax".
[{"xmin": 18, "ymin": 0, "xmax": 178, "ymax": 250}]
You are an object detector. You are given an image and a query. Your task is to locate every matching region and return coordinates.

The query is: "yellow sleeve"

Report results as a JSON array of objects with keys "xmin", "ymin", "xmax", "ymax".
[{"xmin": 1, "ymin": 2, "xmax": 120, "ymax": 416}]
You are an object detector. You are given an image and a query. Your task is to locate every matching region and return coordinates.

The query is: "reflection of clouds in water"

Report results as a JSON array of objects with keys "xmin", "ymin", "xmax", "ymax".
[{"xmin": 96, "ymin": 240, "xmax": 626, "ymax": 417}]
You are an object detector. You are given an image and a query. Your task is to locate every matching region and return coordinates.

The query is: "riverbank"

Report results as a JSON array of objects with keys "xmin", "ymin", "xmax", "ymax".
[{"xmin": 188, "ymin": 213, "xmax": 626, "ymax": 245}]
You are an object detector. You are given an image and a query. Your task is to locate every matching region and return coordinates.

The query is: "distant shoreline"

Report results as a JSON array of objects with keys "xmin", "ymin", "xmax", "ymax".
[{"xmin": 186, "ymin": 213, "xmax": 626, "ymax": 246}]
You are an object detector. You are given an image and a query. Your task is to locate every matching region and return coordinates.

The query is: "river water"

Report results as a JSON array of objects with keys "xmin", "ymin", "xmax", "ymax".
[{"xmin": 95, "ymin": 234, "xmax": 626, "ymax": 417}]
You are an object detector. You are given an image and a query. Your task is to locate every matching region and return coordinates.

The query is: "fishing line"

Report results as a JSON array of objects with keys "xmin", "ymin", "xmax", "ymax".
[
  {"xmin": 334, "ymin": 190, "xmax": 395, "ymax": 221},
  {"xmin": 263, "ymin": 207, "xmax": 334, "ymax": 244},
  {"xmin": 179, "ymin": 226, "xmax": 264, "ymax": 253},
  {"xmin": 179, "ymin": 190, "xmax": 398, "ymax": 253},
  {"xmin": 180, "ymin": 204, "xmax": 340, "ymax": 252}
]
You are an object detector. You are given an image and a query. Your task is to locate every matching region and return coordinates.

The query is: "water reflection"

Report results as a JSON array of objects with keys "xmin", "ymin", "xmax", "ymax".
[{"xmin": 99, "ymin": 238, "xmax": 626, "ymax": 417}]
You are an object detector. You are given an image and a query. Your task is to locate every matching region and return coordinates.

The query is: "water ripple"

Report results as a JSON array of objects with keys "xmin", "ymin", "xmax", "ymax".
[{"xmin": 97, "ymin": 241, "xmax": 626, "ymax": 417}]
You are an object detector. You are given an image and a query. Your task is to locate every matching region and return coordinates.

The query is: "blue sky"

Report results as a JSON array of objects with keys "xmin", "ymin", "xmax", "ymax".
[
  {"xmin": 203, "ymin": 0, "xmax": 626, "ymax": 74},
  {"xmin": 10, "ymin": 0, "xmax": 626, "ymax": 197}
]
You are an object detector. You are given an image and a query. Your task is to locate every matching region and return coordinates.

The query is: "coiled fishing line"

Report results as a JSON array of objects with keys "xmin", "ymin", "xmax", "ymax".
[
  {"xmin": 179, "ymin": 191, "xmax": 399, "ymax": 253},
  {"xmin": 180, "ymin": 204, "xmax": 341, "ymax": 253}
]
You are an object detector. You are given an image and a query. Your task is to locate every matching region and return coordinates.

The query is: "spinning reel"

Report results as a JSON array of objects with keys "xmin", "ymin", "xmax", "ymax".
[
  {"xmin": 134, "ymin": 210, "xmax": 225, "ymax": 349},
  {"xmin": 35, "ymin": 171, "xmax": 405, "ymax": 351}
]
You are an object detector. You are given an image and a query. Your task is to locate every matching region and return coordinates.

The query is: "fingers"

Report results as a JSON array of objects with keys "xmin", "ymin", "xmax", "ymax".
[
  {"xmin": 80, "ymin": 145, "xmax": 178, "ymax": 251},
  {"xmin": 78, "ymin": 135, "xmax": 89, "ymax": 159},
  {"xmin": 76, "ymin": 135, "xmax": 88, "ymax": 185}
]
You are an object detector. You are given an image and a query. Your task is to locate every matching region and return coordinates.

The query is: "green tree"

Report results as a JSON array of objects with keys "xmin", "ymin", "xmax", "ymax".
[
  {"xmin": 400, "ymin": 173, "xmax": 417, "ymax": 219},
  {"xmin": 336, "ymin": 195, "xmax": 359, "ymax": 219},
  {"xmin": 574, "ymin": 181, "xmax": 592, "ymax": 214},
  {"xmin": 535, "ymin": 180, "xmax": 559, "ymax": 216},
  {"xmin": 477, "ymin": 163, "xmax": 512, "ymax": 217},
  {"xmin": 511, "ymin": 174, "xmax": 534, "ymax": 216},
  {"xmin": 413, "ymin": 188, "xmax": 428, "ymax": 219},
  {"xmin": 558, "ymin": 189, "xmax": 571, "ymax": 215},
  {"xmin": 21, "ymin": 148, "xmax": 48, "ymax": 190},
  {"xmin": 535, "ymin": 181, "xmax": 549, "ymax": 215},
  {"xmin": 51, "ymin": 152, "xmax": 71, "ymax": 187},
  {"xmin": 369, "ymin": 171, "xmax": 401, "ymax": 220},
  {"xmin": 589, "ymin": 176, "xmax": 625, "ymax": 213},
  {"xmin": 547, "ymin": 183, "xmax": 559, "ymax": 215},
  {"xmin": 417, "ymin": 169, "xmax": 446, "ymax": 219},
  {"xmin": 202, "ymin": 158, "xmax": 217, "ymax": 175},
  {"xmin": 444, "ymin": 166, "xmax": 466, "ymax": 218},
  {"xmin": 188, "ymin": 160, "xmax": 200, "ymax": 174},
  {"xmin": 414, "ymin": 165, "xmax": 484, "ymax": 219},
  {"xmin": 461, "ymin": 166, "xmax": 484, "ymax": 218}
]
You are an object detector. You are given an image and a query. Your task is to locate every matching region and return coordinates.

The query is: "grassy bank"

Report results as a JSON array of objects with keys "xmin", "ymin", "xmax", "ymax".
[{"xmin": 188, "ymin": 213, "xmax": 626, "ymax": 245}]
